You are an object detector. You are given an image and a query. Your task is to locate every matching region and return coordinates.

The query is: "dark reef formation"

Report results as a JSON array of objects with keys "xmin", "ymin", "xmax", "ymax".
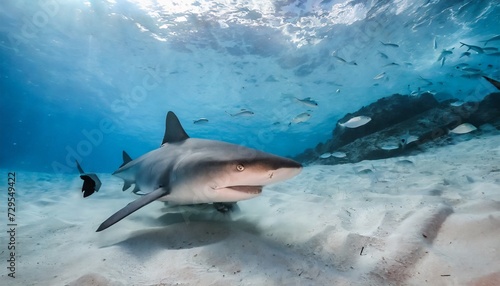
[{"xmin": 294, "ymin": 92, "xmax": 500, "ymax": 165}]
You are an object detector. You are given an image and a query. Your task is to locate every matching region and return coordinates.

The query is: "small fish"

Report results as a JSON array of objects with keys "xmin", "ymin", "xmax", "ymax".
[
  {"xmin": 433, "ymin": 37, "xmax": 438, "ymax": 50},
  {"xmin": 331, "ymin": 151, "xmax": 347, "ymax": 158},
  {"xmin": 339, "ymin": 116, "xmax": 371, "ymax": 128},
  {"xmin": 373, "ymin": 72, "xmax": 386, "ymax": 80},
  {"xmin": 486, "ymin": 52, "xmax": 500, "ymax": 57},
  {"xmin": 295, "ymin": 97, "xmax": 318, "ymax": 107},
  {"xmin": 400, "ymin": 132, "xmax": 419, "ymax": 145},
  {"xmin": 336, "ymin": 89, "xmax": 341, "ymax": 93},
  {"xmin": 333, "ymin": 55, "xmax": 357, "ymax": 65},
  {"xmin": 456, "ymin": 63, "xmax": 469, "ymax": 69},
  {"xmin": 290, "ymin": 112, "xmax": 311, "ymax": 125},
  {"xmin": 419, "ymin": 76, "xmax": 433, "ymax": 85},
  {"xmin": 441, "ymin": 56, "xmax": 446, "ymax": 67},
  {"xmin": 380, "ymin": 41, "xmax": 399, "ymax": 48},
  {"xmin": 377, "ymin": 51, "xmax": 389, "ymax": 59},
  {"xmin": 459, "ymin": 42, "xmax": 484, "ymax": 54},
  {"xmin": 450, "ymin": 101, "xmax": 465, "ymax": 107},
  {"xmin": 462, "ymin": 67, "xmax": 481, "ymax": 73},
  {"xmin": 383, "ymin": 62, "xmax": 399, "ymax": 67},
  {"xmin": 480, "ymin": 35, "xmax": 500, "ymax": 46},
  {"xmin": 193, "ymin": 118, "xmax": 209, "ymax": 124},
  {"xmin": 461, "ymin": 73, "xmax": 483, "ymax": 79},
  {"xmin": 449, "ymin": 123, "xmax": 477, "ymax": 134},
  {"xmin": 333, "ymin": 55, "xmax": 347, "ymax": 63},
  {"xmin": 483, "ymin": 47, "xmax": 498, "ymax": 52},
  {"xmin": 227, "ymin": 109, "xmax": 255, "ymax": 117},
  {"xmin": 380, "ymin": 144, "xmax": 399, "ymax": 151},
  {"xmin": 437, "ymin": 49, "xmax": 453, "ymax": 61},
  {"xmin": 319, "ymin": 153, "xmax": 332, "ymax": 159},
  {"xmin": 460, "ymin": 52, "xmax": 471, "ymax": 58}
]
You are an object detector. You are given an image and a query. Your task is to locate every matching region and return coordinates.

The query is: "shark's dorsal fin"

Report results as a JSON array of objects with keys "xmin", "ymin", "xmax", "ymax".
[
  {"xmin": 162, "ymin": 111, "xmax": 189, "ymax": 145},
  {"xmin": 120, "ymin": 150, "xmax": 133, "ymax": 168}
]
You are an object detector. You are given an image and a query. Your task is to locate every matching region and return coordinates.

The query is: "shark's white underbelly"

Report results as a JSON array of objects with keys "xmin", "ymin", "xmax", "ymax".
[{"xmin": 156, "ymin": 186, "xmax": 260, "ymax": 205}]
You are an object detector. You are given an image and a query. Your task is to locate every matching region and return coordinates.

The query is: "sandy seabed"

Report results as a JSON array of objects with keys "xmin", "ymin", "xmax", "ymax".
[{"xmin": 1, "ymin": 132, "xmax": 499, "ymax": 286}]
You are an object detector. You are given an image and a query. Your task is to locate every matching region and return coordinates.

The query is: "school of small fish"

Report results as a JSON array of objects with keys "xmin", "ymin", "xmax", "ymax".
[{"xmin": 210, "ymin": 33, "xmax": 498, "ymax": 162}]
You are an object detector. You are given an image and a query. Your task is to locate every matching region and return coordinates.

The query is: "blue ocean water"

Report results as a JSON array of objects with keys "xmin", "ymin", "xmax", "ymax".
[{"xmin": 1, "ymin": 0, "xmax": 499, "ymax": 174}]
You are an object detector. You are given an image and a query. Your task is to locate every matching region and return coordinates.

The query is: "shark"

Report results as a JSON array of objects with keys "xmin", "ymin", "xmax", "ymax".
[{"xmin": 95, "ymin": 111, "xmax": 302, "ymax": 232}]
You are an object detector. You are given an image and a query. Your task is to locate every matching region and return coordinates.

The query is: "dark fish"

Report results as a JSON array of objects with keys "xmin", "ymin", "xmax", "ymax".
[
  {"xmin": 419, "ymin": 75, "xmax": 433, "ymax": 85},
  {"xmin": 226, "ymin": 110, "xmax": 254, "ymax": 117},
  {"xmin": 480, "ymin": 35, "xmax": 500, "ymax": 46},
  {"xmin": 333, "ymin": 55, "xmax": 358, "ymax": 65},
  {"xmin": 483, "ymin": 47, "xmax": 498, "ymax": 52},
  {"xmin": 193, "ymin": 118, "xmax": 209, "ymax": 124},
  {"xmin": 383, "ymin": 62, "xmax": 399, "ymax": 67},
  {"xmin": 380, "ymin": 41, "xmax": 399, "ymax": 48},
  {"xmin": 437, "ymin": 49, "xmax": 453, "ymax": 61},
  {"xmin": 460, "ymin": 52, "xmax": 471, "ymax": 58},
  {"xmin": 378, "ymin": 51, "xmax": 389, "ymax": 59},
  {"xmin": 76, "ymin": 161, "xmax": 102, "ymax": 198},
  {"xmin": 459, "ymin": 42, "xmax": 484, "ymax": 54}
]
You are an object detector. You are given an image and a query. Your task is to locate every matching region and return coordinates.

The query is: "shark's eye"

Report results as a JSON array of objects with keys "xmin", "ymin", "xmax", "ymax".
[{"xmin": 236, "ymin": 164, "xmax": 245, "ymax": 172}]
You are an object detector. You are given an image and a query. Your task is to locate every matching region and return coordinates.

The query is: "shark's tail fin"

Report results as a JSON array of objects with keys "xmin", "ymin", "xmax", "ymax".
[{"xmin": 76, "ymin": 161, "xmax": 102, "ymax": 198}]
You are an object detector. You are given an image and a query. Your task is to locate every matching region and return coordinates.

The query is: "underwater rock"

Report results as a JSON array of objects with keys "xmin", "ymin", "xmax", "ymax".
[
  {"xmin": 321, "ymin": 93, "xmax": 439, "ymax": 155},
  {"xmin": 295, "ymin": 92, "xmax": 500, "ymax": 165}
]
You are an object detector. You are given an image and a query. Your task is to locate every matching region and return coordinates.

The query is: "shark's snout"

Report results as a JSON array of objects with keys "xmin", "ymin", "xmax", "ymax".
[{"xmin": 266, "ymin": 166, "xmax": 302, "ymax": 184}]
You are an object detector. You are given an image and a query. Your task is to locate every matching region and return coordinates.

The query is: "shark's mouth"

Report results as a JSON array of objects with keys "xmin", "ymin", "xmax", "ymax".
[{"xmin": 226, "ymin": 185, "xmax": 263, "ymax": 194}]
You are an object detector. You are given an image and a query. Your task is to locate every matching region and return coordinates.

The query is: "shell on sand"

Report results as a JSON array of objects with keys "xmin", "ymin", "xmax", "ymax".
[{"xmin": 339, "ymin": 116, "xmax": 372, "ymax": 128}]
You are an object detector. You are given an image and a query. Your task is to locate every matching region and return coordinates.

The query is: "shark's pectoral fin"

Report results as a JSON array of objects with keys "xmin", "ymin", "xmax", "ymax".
[
  {"xmin": 96, "ymin": 187, "xmax": 170, "ymax": 232},
  {"xmin": 76, "ymin": 161, "xmax": 101, "ymax": 198}
]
